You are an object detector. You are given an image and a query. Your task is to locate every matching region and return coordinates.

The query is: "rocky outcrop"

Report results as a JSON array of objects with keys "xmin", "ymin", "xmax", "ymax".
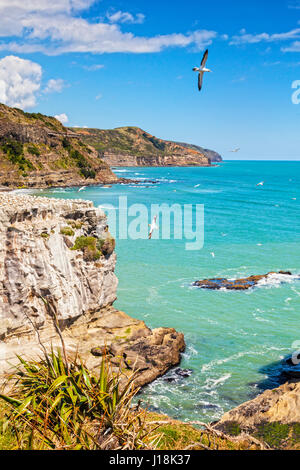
[
  {"xmin": 173, "ymin": 141, "xmax": 222, "ymax": 162},
  {"xmin": 0, "ymin": 193, "xmax": 185, "ymax": 387},
  {"xmin": 214, "ymin": 379, "xmax": 300, "ymax": 449},
  {"xmin": 0, "ymin": 103, "xmax": 118, "ymax": 188},
  {"xmin": 71, "ymin": 126, "xmax": 211, "ymax": 167},
  {"xmin": 193, "ymin": 272, "xmax": 293, "ymax": 290}
]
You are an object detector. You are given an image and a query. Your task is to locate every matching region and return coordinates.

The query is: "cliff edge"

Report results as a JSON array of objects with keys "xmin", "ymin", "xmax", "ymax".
[{"xmin": 0, "ymin": 193, "xmax": 185, "ymax": 388}]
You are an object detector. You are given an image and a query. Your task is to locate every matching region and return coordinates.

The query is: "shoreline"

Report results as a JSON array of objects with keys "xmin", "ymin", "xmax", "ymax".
[{"xmin": 0, "ymin": 169, "xmax": 299, "ymax": 448}]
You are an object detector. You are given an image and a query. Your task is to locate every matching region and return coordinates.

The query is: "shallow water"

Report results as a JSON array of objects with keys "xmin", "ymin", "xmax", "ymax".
[{"xmin": 38, "ymin": 161, "xmax": 300, "ymax": 422}]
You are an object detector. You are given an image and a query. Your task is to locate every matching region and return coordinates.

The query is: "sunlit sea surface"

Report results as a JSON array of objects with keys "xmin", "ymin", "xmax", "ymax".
[{"xmin": 36, "ymin": 161, "xmax": 300, "ymax": 422}]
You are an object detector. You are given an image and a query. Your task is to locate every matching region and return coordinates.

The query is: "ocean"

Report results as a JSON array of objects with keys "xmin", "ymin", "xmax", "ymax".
[{"xmin": 36, "ymin": 161, "xmax": 300, "ymax": 423}]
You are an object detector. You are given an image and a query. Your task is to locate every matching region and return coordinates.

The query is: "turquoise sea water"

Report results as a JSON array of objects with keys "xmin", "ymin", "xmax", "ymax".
[{"xmin": 36, "ymin": 161, "xmax": 300, "ymax": 423}]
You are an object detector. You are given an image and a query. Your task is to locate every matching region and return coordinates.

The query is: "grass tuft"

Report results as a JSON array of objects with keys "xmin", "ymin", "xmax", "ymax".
[{"xmin": 0, "ymin": 351, "xmax": 156, "ymax": 450}]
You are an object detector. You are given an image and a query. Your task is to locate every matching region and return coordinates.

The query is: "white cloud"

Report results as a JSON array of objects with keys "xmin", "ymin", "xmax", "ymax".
[
  {"xmin": 230, "ymin": 28, "xmax": 300, "ymax": 45},
  {"xmin": 107, "ymin": 10, "xmax": 145, "ymax": 24},
  {"xmin": 95, "ymin": 93, "xmax": 102, "ymax": 100},
  {"xmin": 0, "ymin": 3, "xmax": 217, "ymax": 55},
  {"xmin": 0, "ymin": 55, "xmax": 42, "ymax": 109},
  {"xmin": 83, "ymin": 64, "xmax": 105, "ymax": 71},
  {"xmin": 54, "ymin": 113, "xmax": 68, "ymax": 124},
  {"xmin": 282, "ymin": 41, "xmax": 300, "ymax": 52},
  {"xmin": 44, "ymin": 78, "xmax": 66, "ymax": 93}
]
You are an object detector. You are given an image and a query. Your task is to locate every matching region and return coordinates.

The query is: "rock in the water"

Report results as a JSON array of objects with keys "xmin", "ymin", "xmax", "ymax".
[
  {"xmin": 193, "ymin": 272, "xmax": 293, "ymax": 291},
  {"xmin": 163, "ymin": 367, "xmax": 193, "ymax": 383}
]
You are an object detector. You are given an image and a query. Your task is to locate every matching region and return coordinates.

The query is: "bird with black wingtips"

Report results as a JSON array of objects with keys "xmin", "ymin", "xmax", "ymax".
[{"xmin": 193, "ymin": 49, "xmax": 212, "ymax": 92}]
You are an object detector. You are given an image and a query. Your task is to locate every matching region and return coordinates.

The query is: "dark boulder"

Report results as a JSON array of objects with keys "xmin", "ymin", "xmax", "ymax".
[{"xmin": 193, "ymin": 272, "xmax": 293, "ymax": 291}]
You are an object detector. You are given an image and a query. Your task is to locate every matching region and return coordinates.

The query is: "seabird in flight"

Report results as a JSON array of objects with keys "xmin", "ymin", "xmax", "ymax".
[
  {"xmin": 193, "ymin": 49, "xmax": 212, "ymax": 92},
  {"xmin": 148, "ymin": 215, "xmax": 158, "ymax": 240}
]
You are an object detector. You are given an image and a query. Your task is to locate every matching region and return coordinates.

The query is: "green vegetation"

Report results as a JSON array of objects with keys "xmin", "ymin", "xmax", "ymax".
[
  {"xmin": 222, "ymin": 421, "xmax": 241, "ymax": 437},
  {"xmin": 67, "ymin": 220, "xmax": 84, "ymax": 230},
  {"xmin": 0, "ymin": 351, "xmax": 155, "ymax": 450},
  {"xmin": 27, "ymin": 144, "xmax": 41, "ymax": 156},
  {"xmin": 255, "ymin": 422, "xmax": 290, "ymax": 448},
  {"xmin": 1, "ymin": 139, "xmax": 35, "ymax": 172},
  {"xmin": 145, "ymin": 413, "xmax": 248, "ymax": 451},
  {"xmin": 62, "ymin": 137, "xmax": 72, "ymax": 151},
  {"xmin": 25, "ymin": 112, "xmax": 60, "ymax": 131},
  {"xmin": 0, "ymin": 402, "xmax": 15, "ymax": 450},
  {"xmin": 70, "ymin": 126, "xmax": 191, "ymax": 158},
  {"xmin": 41, "ymin": 233, "xmax": 49, "ymax": 239},
  {"xmin": 60, "ymin": 226, "xmax": 75, "ymax": 237},
  {"xmin": 291, "ymin": 423, "xmax": 300, "ymax": 445},
  {"xmin": 69, "ymin": 149, "xmax": 96, "ymax": 179},
  {"xmin": 71, "ymin": 236, "xmax": 102, "ymax": 261},
  {"xmin": 98, "ymin": 236, "xmax": 116, "ymax": 256}
]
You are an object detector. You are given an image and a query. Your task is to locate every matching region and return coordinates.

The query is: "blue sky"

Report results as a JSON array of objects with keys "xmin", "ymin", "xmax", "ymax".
[{"xmin": 0, "ymin": 0, "xmax": 300, "ymax": 160}]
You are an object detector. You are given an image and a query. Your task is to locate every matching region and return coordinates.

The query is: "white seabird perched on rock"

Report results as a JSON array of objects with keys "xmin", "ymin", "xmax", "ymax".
[{"xmin": 193, "ymin": 49, "xmax": 212, "ymax": 92}]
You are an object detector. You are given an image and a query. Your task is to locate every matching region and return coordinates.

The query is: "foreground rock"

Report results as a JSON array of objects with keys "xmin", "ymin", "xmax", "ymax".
[
  {"xmin": 214, "ymin": 379, "xmax": 300, "ymax": 448},
  {"xmin": 0, "ymin": 193, "xmax": 185, "ymax": 387},
  {"xmin": 193, "ymin": 271, "xmax": 293, "ymax": 290}
]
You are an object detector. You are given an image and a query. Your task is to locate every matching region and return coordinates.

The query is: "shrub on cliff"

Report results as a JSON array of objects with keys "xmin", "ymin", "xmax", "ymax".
[
  {"xmin": 27, "ymin": 144, "xmax": 41, "ymax": 157},
  {"xmin": 72, "ymin": 236, "xmax": 102, "ymax": 261},
  {"xmin": 69, "ymin": 149, "xmax": 96, "ymax": 179},
  {"xmin": 1, "ymin": 139, "xmax": 35, "ymax": 172},
  {"xmin": 60, "ymin": 226, "xmax": 75, "ymax": 237},
  {"xmin": 97, "ymin": 236, "xmax": 116, "ymax": 257}
]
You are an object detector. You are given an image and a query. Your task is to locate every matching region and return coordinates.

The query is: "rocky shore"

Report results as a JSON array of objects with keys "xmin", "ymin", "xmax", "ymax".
[
  {"xmin": 193, "ymin": 271, "xmax": 294, "ymax": 290},
  {"xmin": 0, "ymin": 193, "xmax": 185, "ymax": 387},
  {"xmin": 0, "ymin": 192, "xmax": 298, "ymax": 447}
]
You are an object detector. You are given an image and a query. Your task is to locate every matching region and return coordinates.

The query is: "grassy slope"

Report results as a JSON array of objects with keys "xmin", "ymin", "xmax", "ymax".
[
  {"xmin": 0, "ymin": 103, "xmax": 115, "ymax": 187},
  {"xmin": 70, "ymin": 126, "xmax": 208, "ymax": 160},
  {"xmin": 0, "ymin": 401, "xmax": 252, "ymax": 451}
]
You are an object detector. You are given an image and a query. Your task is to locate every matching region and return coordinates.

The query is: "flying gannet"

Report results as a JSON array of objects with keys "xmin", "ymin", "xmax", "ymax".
[
  {"xmin": 78, "ymin": 186, "xmax": 86, "ymax": 192},
  {"xmin": 229, "ymin": 148, "xmax": 240, "ymax": 153},
  {"xmin": 193, "ymin": 49, "xmax": 212, "ymax": 92},
  {"xmin": 148, "ymin": 215, "xmax": 158, "ymax": 240},
  {"xmin": 256, "ymin": 182, "xmax": 264, "ymax": 187}
]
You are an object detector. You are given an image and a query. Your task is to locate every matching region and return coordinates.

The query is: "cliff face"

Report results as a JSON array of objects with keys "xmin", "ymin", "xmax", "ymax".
[
  {"xmin": 173, "ymin": 141, "xmax": 222, "ymax": 163},
  {"xmin": 214, "ymin": 379, "xmax": 300, "ymax": 449},
  {"xmin": 0, "ymin": 103, "xmax": 117, "ymax": 188},
  {"xmin": 0, "ymin": 193, "xmax": 185, "ymax": 387},
  {"xmin": 71, "ymin": 126, "xmax": 211, "ymax": 167}
]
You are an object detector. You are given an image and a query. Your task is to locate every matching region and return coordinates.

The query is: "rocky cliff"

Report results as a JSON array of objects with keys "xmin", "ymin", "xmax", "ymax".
[
  {"xmin": 214, "ymin": 379, "xmax": 300, "ymax": 449},
  {"xmin": 0, "ymin": 193, "xmax": 185, "ymax": 387},
  {"xmin": 0, "ymin": 103, "xmax": 118, "ymax": 189},
  {"xmin": 173, "ymin": 141, "xmax": 222, "ymax": 163},
  {"xmin": 71, "ymin": 126, "xmax": 211, "ymax": 167}
]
